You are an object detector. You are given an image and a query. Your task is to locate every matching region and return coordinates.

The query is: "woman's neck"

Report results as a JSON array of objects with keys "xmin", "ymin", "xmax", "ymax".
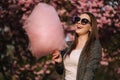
[{"xmin": 75, "ymin": 34, "xmax": 89, "ymax": 49}]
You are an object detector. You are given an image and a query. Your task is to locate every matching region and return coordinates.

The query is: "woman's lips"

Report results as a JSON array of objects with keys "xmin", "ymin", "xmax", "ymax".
[{"xmin": 77, "ymin": 26, "xmax": 82, "ymax": 29}]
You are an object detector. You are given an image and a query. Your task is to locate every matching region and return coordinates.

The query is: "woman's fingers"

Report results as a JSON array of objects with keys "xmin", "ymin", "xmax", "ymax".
[
  {"xmin": 52, "ymin": 54, "xmax": 60, "ymax": 60},
  {"xmin": 52, "ymin": 50, "xmax": 62, "ymax": 63}
]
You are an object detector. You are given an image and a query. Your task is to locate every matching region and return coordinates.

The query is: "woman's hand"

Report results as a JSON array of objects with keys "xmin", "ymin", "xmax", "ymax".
[{"xmin": 51, "ymin": 50, "xmax": 62, "ymax": 64}]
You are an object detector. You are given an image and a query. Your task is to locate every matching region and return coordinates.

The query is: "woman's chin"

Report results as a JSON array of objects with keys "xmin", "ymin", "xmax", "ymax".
[{"xmin": 75, "ymin": 30, "xmax": 81, "ymax": 34}]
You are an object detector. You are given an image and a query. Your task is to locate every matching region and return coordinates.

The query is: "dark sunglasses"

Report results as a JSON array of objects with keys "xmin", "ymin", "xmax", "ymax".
[{"xmin": 73, "ymin": 16, "xmax": 91, "ymax": 25}]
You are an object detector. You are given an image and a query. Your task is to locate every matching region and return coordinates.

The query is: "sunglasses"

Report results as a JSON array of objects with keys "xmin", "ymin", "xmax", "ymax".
[{"xmin": 73, "ymin": 16, "xmax": 91, "ymax": 25}]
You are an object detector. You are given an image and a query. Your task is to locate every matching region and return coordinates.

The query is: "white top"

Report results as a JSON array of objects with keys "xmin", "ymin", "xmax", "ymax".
[{"xmin": 64, "ymin": 49, "xmax": 82, "ymax": 80}]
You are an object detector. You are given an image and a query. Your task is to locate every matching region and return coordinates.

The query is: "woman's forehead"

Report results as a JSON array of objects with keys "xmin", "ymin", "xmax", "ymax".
[{"xmin": 79, "ymin": 14, "xmax": 90, "ymax": 20}]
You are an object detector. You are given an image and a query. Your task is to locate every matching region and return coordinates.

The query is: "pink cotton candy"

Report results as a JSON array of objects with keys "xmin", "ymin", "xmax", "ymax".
[{"xmin": 23, "ymin": 3, "xmax": 67, "ymax": 58}]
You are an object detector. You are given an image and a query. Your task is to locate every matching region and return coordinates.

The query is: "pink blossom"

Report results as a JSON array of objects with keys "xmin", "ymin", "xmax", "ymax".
[
  {"xmin": 100, "ymin": 61, "xmax": 109, "ymax": 66},
  {"xmin": 115, "ymin": 23, "xmax": 120, "ymax": 28},
  {"xmin": 101, "ymin": 17, "xmax": 107, "ymax": 24},
  {"xmin": 57, "ymin": 8, "xmax": 66, "ymax": 16},
  {"xmin": 97, "ymin": 1, "xmax": 104, "ymax": 7},
  {"xmin": 105, "ymin": 5, "xmax": 114, "ymax": 11},
  {"xmin": 116, "ymin": 68, "xmax": 120, "ymax": 74}
]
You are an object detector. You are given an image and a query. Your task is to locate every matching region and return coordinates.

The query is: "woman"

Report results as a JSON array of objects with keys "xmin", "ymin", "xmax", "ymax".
[{"xmin": 52, "ymin": 12, "xmax": 102, "ymax": 80}]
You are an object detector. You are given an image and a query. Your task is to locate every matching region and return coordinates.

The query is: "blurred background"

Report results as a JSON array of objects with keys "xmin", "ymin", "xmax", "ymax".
[{"xmin": 0, "ymin": 0, "xmax": 120, "ymax": 80}]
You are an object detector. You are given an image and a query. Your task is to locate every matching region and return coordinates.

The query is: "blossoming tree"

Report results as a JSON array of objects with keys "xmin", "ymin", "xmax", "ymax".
[{"xmin": 0, "ymin": 0, "xmax": 120, "ymax": 80}]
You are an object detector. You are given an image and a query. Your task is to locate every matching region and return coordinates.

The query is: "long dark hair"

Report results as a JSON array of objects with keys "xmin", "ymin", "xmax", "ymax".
[{"xmin": 65, "ymin": 12, "xmax": 98, "ymax": 60}]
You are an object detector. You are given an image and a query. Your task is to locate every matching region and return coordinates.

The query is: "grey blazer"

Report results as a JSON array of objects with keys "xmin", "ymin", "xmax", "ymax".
[{"xmin": 55, "ymin": 40, "xmax": 102, "ymax": 80}]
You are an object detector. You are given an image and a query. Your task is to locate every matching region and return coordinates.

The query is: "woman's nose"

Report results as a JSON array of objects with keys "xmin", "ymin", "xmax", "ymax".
[
  {"xmin": 77, "ymin": 21, "xmax": 81, "ymax": 25},
  {"xmin": 76, "ymin": 22, "xmax": 82, "ymax": 26}
]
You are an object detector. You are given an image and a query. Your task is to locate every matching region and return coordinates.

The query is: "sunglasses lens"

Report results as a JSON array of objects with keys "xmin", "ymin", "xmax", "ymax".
[
  {"xmin": 73, "ymin": 16, "xmax": 91, "ymax": 25},
  {"xmin": 73, "ymin": 16, "xmax": 80, "ymax": 23},
  {"xmin": 81, "ymin": 19, "xmax": 89, "ymax": 25}
]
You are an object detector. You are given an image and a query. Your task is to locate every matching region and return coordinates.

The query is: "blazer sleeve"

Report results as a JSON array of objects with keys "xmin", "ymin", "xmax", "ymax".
[
  {"xmin": 54, "ymin": 61, "xmax": 64, "ymax": 75},
  {"xmin": 83, "ymin": 40, "xmax": 102, "ymax": 80}
]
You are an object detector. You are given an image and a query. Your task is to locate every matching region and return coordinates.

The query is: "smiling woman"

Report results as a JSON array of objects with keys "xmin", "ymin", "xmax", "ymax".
[
  {"xmin": 52, "ymin": 12, "xmax": 102, "ymax": 80},
  {"xmin": 74, "ymin": 14, "xmax": 92, "ymax": 37}
]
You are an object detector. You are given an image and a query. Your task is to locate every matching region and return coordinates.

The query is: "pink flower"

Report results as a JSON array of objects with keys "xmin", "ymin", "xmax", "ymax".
[
  {"xmin": 100, "ymin": 61, "xmax": 109, "ymax": 66},
  {"xmin": 105, "ymin": 5, "xmax": 114, "ymax": 12}
]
